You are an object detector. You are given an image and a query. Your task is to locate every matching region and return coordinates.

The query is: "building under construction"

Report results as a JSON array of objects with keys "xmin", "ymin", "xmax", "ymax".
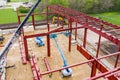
[{"xmin": 0, "ymin": 0, "xmax": 120, "ymax": 80}]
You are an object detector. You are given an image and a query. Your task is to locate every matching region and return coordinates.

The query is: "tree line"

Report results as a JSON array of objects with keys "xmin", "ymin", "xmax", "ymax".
[{"xmin": 39, "ymin": 0, "xmax": 120, "ymax": 13}]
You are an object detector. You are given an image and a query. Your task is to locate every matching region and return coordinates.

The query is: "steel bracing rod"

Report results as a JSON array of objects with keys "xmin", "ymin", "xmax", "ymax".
[
  {"xmin": 0, "ymin": 0, "xmax": 41, "ymax": 60},
  {"xmin": 85, "ymin": 67, "xmax": 120, "ymax": 80},
  {"xmin": 41, "ymin": 51, "xmax": 120, "ymax": 76}
]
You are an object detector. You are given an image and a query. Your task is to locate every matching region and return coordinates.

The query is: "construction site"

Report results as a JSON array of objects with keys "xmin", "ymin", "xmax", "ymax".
[{"xmin": 0, "ymin": 0, "xmax": 120, "ymax": 80}]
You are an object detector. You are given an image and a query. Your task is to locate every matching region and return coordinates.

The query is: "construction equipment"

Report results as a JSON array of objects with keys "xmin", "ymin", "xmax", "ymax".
[
  {"xmin": 52, "ymin": 16, "xmax": 68, "ymax": 25},
  {"xmin": 35, "ymin": 36, "xmax": 45, "ymax": 47},
  {"xmin": 50, "ymin": 34, "xmax": 72, "ymax": 77}
]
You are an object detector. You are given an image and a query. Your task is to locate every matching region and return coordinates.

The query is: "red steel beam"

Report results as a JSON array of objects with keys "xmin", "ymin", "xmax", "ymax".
[
  {"xmin": 17, "ymin": 12, "xmax": 55, "ymax": 17},
  {"xmin": 43, "ymin": 57, "xmax": 52, "ymax": 76},
  {"xmin": 25, "ymin": 33, "xmax": 47, "ymax": 38},
  {"xmin": 47, "ymin": 34, "xmax": 50, "ymax": 57},
  {"xmin": 83, "ymin": 28, "xmax": 87, "ymax": 48},
  {"xmin": 18, "ymin": 35, "xmax": 27, "ymax": 64},
  {"xmin": 77, "ymin": 45, "xmax": 117, "ymax": 79},
  {"xmin": 32, "ymin": 55, "xmax": 41, "ymax": 80},
  {"xmin": 114, "ymin": 46, "xmax": 120, "ymax": 68},
  {"xmin": 48, "ymin": 5, "xmax": 120, "ymax": 46},
  {"xmin": 24, "ymin": 26, "xmax": 83, "ymax": 39},
  {"xmin": 96, "ymin": 25, "xmax": 103, "ymax": 58},
  {"xmin": 43, "ymin": 57, "xmax": 51, "ymax": 71},
  {"xmin": 30, "ymin": 57, "xmax": 39, "ymax": 80},
  {"xmin": 32, "ymin": 14, "xmax": 35, "ymax": 30},
  {"xmin": 23, "ymin": 37, "xmax": 29, "ymax": 61},
  {"xmin": 41, "ymin": 59, "xmax": 94, "ymax": 75},
  {"xmin": 75, "ymin": 22, "xmax": 77, "ymax": 40},
  {"xmin": 48, "ymin": 5, "xmax": 120, "ymax": 29},
  {"xmin": 68, "ymin": 19, "xmax": 72, "ymax": 52},
  {"xmin": 41, "ymin": 50, "xmax": 120, "ymax": 76},
  {"xmin": 86, "ymin": 67, "xmax": 120, "ymax": 80}
]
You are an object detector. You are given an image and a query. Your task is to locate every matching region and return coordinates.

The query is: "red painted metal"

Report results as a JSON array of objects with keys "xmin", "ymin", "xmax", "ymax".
[
  {"xmin": 83, "ymin": 28, "xmax": 87, "ymax": 48},
  {"xmin": 43, "ymin": 57, "xmax": 51, "ymax": 71},
  {"xmin": 18, "ymin": 16, "xmax": 21, "ymax": 25},
  {"xmin": 91, "ymin": 61, "xmax": 97, "ymax": 77},
  {"xmin": 43, "ymin": 57, "xmax": 52, "ymax": 76},
  {"xmin": 41, "ymin": 59, "xmax": 94, "ymax": 76},
  {"xmin": 47, "ymin": 23, "xmax": 50, "ymax": 31},
  {"xmin": 19, "ymin": 4, "xmax": 120, "ymax": 79},
  {"xmin": 47, "ymin": 35, "xmax": 51, "ymax": 57},
  {"xmin": 96, "ymin": 25, "xmax": 103, "ymax": 58},
  {"xmin": 30, "ymin": 56, "xmax": 39, "ymax": 80},
  {"xmin": 75, "ymin": 22, "xmax": 77, "ymax": 40},
  {"xmin": 68, "ymin": 19, "xmax": 72, "ymax": 52},
  {"xmin": 114, "ymin": 46, "xmax": 120, "ymax": 68},
  {"xmin": 32, "ymin": 55, "xmax": 41, "ymax": 80},
  {"xmin": 48, "ymin": 5, "xmax": 120, "ymax": 46},
  {"xmin": 25, "ymin": 32, "xmax": 47, "ymax": 39},
  {"xmin": 41, "ymin": 50, "xmax": 120, "ymax": 76},
  {"xmin": 24, "ymin": 26, "xmax": 83, "ymax": 39},
  {"xmin": 32, "ymin": 14, "xmax": 35, "ymax": 30},
  {"xmin": 18, "ymin": 35, "xmax": 27, "ymax": 64},
  {"xmin": 86, "ymin": 67, "xmax": 120, "ymax": 80},
  {"xmin": 77, "ymin": 45, "xmax": 117, "ymax": 79},
  {"xmin": 23, "ymin": 37, "xmax": 29, "ymax": 61}
]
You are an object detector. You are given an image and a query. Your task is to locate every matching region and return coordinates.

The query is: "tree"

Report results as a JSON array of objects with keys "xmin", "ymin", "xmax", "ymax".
[
  {"xmin": 7, "ymin": 0, "xmax": 10, "ymax": 2},
  {"xmin": 48, "ymin": 0, "xmax": 69, "ymax": 7},
  {"xmin": 112, "ymin": 0, "xmax": 120, "ymax": 11}
]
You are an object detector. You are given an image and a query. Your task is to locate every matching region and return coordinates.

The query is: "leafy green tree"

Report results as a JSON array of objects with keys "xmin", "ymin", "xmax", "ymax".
[
  {"xmin": 48, "ymin": 0, "xmax": 69, "ymax": 7},
  {"xmin": 112, "ymin": 0, "xmax": 120, "ymax": 11}
]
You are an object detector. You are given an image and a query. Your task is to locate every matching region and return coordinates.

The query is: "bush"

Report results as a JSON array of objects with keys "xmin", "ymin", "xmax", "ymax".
[{"xmin": 19, "ymin": 6, "xmax": 30, "ymax": 13}]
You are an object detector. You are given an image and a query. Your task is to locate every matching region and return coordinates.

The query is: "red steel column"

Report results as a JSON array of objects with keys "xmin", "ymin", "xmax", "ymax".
[
  {"xmin": 83, "ymin": 17, "xmax": 88, "ymax": 48},
  {"xmin": 96, "ymin": 25, "xmax": 103, "ymax": 58},
  {"xmin": 18, "ymin": 16, "xmax": 21, "ymax": 25},
  {"xmin": 91, "ymin": 61, "xmax": 97, "ymax": 77},
  {"xmin": 57, "ymin": 14, "xmax": 60, "ymax": 27},
  {"xmin": 23, "ymin": 37, "xmax": 29, "ymax": 61},
  {"xmin": 83, "ymin": 28, "xmax": 88, "ymax": 48},
  {"xmin": 32, "ymin": 14, "xmax": 35, "ymax": 30},
  {"xmin": 47, "ymin": 35, "xmax": 50, "ymax": 57},
  {"xmin": 43, "ymin": 57, "xmax": 52, "ymax": 77},
  {"xmin": 46, "ymin": 6, "xmax": 50, "ymax": 31},
  {"xmin": 75, "ymin": 22, "xmax": 77, "ymax": 40},
  {"xmin": 69, "ymin": 19, "xmax": 72, "ymax": 52},
  {"xmin": 114, "ymin": 46, "xmax": 120, "ymax": 68}
]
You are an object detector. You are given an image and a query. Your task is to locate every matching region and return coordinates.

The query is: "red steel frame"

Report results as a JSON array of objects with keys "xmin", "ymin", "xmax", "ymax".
[{"xmin": 18, "ymin": 5, "xmax": 120, "ymax": 80}]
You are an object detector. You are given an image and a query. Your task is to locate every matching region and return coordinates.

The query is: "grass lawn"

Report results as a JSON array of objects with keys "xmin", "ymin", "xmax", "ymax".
[
  {"xmin": 89, "ymin": 12, "xmax": 120, "ymax": 26},
  {"xmin": 0, "ymin": 9, "xmax": 45, "ymax": 24}
]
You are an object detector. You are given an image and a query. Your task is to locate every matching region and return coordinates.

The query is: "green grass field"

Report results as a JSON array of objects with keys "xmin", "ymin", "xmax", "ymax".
[
  {"xmin": 1, "ymin": 8, "xmax": 120, "ymax": 25},
  {"xmin": 90, "ymin": 12, "xmax": 120, "ymax": 26},
  {"xmin": 0, "ymin": 9, "xmax": 45, "ymax": 24}
]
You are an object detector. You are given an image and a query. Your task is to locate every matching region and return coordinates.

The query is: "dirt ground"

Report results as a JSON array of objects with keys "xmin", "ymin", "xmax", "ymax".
[
  {"xmin": 0, "ymin": 25, "xmax": 116, "ymax": 80},
  {"xmin": 0, "ymin": 26, "xmax": 97, "ymax": 80}
]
